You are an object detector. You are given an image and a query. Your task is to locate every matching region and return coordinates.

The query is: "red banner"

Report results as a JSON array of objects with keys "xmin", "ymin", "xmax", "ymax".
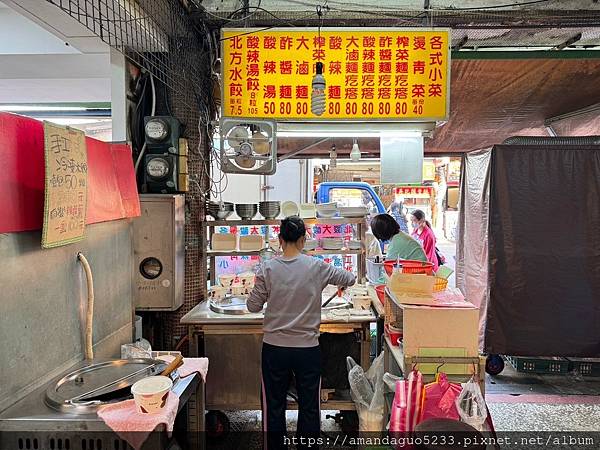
[{"xmin": 0, "ymin": 112, "xmax": 140, "ymax": 233}]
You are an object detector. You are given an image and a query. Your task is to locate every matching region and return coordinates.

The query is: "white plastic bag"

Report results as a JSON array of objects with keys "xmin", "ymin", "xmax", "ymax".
[
  {"xmin": 455, "ymin": 376, "xmax": 488, "ymax": 431},
  {"xmin": 347, "ymin": 353, "xmax": 386, "ymax": 432}
]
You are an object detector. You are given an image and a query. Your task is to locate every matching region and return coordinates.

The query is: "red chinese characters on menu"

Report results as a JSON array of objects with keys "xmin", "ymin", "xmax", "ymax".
[{"xmin": 223, "ymin": 29, "xmax": 449, "ymax": 120}]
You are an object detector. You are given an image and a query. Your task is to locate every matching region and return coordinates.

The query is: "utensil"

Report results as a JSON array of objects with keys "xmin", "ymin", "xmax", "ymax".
[
  {"xmin": 160, "ymin": 354, "xmax": 184, "ymax": 377},
  {"xmin": 322, "ymin": 287, "xmax": 346, "ymax": 308}
]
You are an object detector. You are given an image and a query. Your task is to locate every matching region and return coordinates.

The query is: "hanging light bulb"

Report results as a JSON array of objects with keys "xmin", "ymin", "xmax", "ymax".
[
  {"xmin": 350, "ymin": 138, "xmax": 361, "ymax": 162},
  {"xmin": 329, "ymin": 143, "xmax": 337, "ymax": 168},
  {"xmin": 311, "ymin": 62, "xmax": 326, "ymax": 116}
]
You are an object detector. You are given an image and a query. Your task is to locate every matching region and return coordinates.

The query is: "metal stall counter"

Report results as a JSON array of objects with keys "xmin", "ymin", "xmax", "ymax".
[{"xmin": 181, "ymin": 299, "xmax": 377, "ymax": 412}]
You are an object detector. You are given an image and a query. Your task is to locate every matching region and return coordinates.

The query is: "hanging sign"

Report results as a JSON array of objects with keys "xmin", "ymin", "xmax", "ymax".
[
  {"xmin": 221, "ymin": 27, "xmax": 450, "ymax": 121},
  {"xmin": 42, "ymin": 122, "xmax": 88, "ymax": 248}
]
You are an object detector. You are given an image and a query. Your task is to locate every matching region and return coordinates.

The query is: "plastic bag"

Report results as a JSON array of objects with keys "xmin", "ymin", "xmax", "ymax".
[
  {"xmin": 120, "ymin": 339, "xmax": 152, "ymax": 359},
  {"xmin": 347, "ymin": 353, "xmax": 385, "ymax": 431},
  {"xmin": 389, "ymin": 370, "xmax": 423, "ymax": 436},
  {"xmin": 420, "ymin": 373, "xmax": 461, "ymax": 421},
  {"xmin": 455, "ymin": 376, "xmax": 488, "ymax": 431}
]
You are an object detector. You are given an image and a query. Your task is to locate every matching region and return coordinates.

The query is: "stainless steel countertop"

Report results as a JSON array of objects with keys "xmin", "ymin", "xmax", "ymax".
[
  {"xmin": 0, "ymin": 359, "xmax": 199, "ymax": 432},
  {"xmin": 180, "ymin": 299, "xmax": 377, "ymax": 325}
]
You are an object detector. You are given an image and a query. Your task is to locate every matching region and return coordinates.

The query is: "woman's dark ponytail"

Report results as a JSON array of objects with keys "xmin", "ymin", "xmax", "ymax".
[{"xmin": 280, "ymin": 216, "xmax": 306, "ymax": 242}]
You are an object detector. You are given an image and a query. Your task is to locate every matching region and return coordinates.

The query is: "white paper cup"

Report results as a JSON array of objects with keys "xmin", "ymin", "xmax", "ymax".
[{"xmin": 131, "ymin": 376, "xmax": 173, "ymax": 414}]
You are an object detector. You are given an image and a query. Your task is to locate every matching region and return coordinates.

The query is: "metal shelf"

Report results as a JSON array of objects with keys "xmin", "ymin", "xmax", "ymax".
[
  {"xmin": 207, "ymin": 249, "xmax": 364, "ymax": 257},
  {"xmin": 203, "ymin": 217, "xmax": 366, "ymax": 227}
]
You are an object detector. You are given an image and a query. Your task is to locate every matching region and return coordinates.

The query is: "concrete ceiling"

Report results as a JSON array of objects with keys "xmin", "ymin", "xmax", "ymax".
[{"xmin": 0, "ymin": 0, "xmax": 110, "ymax": 104}]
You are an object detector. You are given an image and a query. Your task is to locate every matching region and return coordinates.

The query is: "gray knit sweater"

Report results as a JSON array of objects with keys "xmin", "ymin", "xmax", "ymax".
[{"xmin": 247, "ymin": 254, "xmax": 356, "ymax": 347}]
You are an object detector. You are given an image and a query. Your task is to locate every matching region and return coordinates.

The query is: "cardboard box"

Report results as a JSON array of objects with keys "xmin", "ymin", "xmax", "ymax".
[
  {"xmin": 400, "ymin": 303, "xmax": 479, "ymax": 361},
  {"xmin": 239, "ymin": 235, "xmax": 264, "ymax": 251},
  {"xmin": 211, "ymin": 233, "xmax": 236, "ymax": 251}
]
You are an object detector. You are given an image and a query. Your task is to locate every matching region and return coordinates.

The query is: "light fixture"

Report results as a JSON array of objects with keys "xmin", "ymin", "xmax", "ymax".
[
  {"xmin": 0, "ymin": 105, "xmax": 87, "ymax": 112},
  {"xmin": 350, "ymin": 139, "xmax": 361, "ymax": 162},
  {"xmin": 329, "ymin": 143, "xmax": 337, "ymax": 168},
  {"xmin": 311, "ymin": 62, "xmax": 326, "ymax": 116},
  {"xmin": 277, "ymin": 129, "xmax": 426, "ymax": 138}
]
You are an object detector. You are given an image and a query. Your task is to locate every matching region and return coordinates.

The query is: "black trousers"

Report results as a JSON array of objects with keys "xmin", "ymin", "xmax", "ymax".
[{"xmin": 261, "ymin": 342, "xmax": 321, "ymax": 450}]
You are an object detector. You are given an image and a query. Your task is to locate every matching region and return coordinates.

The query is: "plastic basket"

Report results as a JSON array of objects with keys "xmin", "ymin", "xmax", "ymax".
[
  {"xmin": 433, "ymin": 277, "xmax": 448, "ymax": 292},
  {"xmin": 383, "ymin": 259, "xmax": 434, "ymax": 276}
]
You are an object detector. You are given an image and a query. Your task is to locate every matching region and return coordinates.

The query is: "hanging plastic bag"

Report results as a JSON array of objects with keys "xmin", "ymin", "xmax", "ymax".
[
  {"xmin": 389, "ymin": 369, "xmax": 423, "ymax": 437},
  {"xmin": 420, "ymin": 373, "xmax": 462, "ymax": 422},
  {"xmin": 455, "ymin": 376, "xmax": 488, "ymax": 431},
  {"xmin": 347, "ymin": 353, "xmax": 385, "ymax": 432}
]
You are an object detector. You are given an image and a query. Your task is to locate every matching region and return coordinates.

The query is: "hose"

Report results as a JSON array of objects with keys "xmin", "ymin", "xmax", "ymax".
[{"xmin": 77, "ymin": 252, "xmax": 95, "ymax": 360}]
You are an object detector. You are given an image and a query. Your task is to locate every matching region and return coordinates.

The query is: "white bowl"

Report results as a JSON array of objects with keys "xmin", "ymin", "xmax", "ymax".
[
  {"xmin": 347, "ymin": 239, "xmax": 362, "ymax": 250},
  {"xmin": 303, "ymin": 239, "xmax": 318, "ymax": 250},
  {"xmin": 281, "ymin": 201, "xmax": 299, "ymax": 217},
  {"xmin": 299, "ymin": 203, "xmax": 316, "ymax": 219},
  {"xmin": 131, "ymin": 376, "xmax": 173, "ymax": 414}
]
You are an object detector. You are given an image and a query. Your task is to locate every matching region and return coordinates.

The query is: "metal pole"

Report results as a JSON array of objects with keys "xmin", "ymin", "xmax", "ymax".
[{"xmin": 278, "ymin": 138, "xmax": 330, "ymax": 162}]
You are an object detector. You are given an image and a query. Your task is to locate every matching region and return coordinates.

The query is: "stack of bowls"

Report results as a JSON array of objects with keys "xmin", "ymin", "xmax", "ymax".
[
  {"xmin": 303, "ymin": 238, "xmax": 318, "ymax": 251},
  {"xmin": 235, "ymin": 203, "xmax": 258, "ymax": 220},
  {"xmin": 259, "ymin": 201, "xmax": 281, "ymax": 219},
  {"xmin": 207, "ymin": 201, "xmax": 234, "ymax": 220},
  {"xmin": 316, "ymin": 202, "xmax": 338, "ymax": 218}
]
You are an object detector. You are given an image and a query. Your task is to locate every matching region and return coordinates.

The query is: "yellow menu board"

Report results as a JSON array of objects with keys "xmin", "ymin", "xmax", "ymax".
[
  {"xmin": 42, "ymin": 122, "xmax": 88, "ymax": 248},
  {"xmin": 222, "ymin": 28, "xmax": 450, "ymax": 121}
]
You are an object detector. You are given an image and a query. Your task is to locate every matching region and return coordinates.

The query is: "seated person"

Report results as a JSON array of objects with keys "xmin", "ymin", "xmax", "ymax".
[{"xmin": 370, "ymin": 213, "xmax": 427, "ymax": 262}]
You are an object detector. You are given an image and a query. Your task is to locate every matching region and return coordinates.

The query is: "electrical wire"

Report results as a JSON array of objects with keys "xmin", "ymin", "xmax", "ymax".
[
  {"xmin": 218, "ymin": 10, "xmax": 321, "ymax": 41},
  {"xmin": 435, "ymin": 0, "xmax": 552, "ymax": 10},
  {"xmin": 134, "ymin": 73, "xmax": 156, "ymax": 174},
  {"xmin": 280, "ymin": 0, "xmax": 552, "ymax": 12},
  {"xmin": 200, "ymin": 0, "xmax": 262, "ymax": 23}
]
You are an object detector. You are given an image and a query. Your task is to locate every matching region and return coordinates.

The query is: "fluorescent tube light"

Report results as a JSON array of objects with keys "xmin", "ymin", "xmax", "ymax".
[{"xmin": 0, "ymin": 105, "xmax": 88, "ymax": 112}]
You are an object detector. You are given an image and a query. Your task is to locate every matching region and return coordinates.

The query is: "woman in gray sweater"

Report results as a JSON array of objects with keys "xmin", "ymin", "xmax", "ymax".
[{"xmin": 247, "ymin": 216, "xmax": 355, "ymax": 450}]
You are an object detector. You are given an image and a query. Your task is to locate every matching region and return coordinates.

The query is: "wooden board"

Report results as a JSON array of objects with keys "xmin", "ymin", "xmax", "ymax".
[{"xmin": 41, "ymin": 122, "xmax": 88, "ymax": 248}]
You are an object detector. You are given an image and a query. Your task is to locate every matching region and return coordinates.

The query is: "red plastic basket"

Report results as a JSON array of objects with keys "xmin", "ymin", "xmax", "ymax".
[
  {"xmin": 375, "ymin": 285, "xmax": 386, "ymax": 304},
  {"xmin": 383, "ymin": 259, "xmax": 434, "ymax": 276}
]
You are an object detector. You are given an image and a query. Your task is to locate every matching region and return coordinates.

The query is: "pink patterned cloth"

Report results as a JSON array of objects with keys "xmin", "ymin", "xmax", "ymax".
[
  {"xmin": 97, "ymin": 357, "xmax": 209, "ymax": 449},
  {"xmin": 97, "ymin": 392, "xmax": 179, "ymax": 450}
]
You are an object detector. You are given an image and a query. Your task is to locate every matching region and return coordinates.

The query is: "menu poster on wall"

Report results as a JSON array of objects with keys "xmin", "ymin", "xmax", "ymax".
[
  {"xmin": 41, "ymin": 122, "xmax": 88, "ymax": 249},
  {"xmin": 222, "ymin": 27, "xmax": 450, "ymax": 121}
]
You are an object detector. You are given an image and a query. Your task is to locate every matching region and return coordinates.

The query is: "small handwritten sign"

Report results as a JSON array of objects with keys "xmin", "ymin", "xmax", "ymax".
[{"xmin": 42, "ymin": 122, "xmax": 88, "ymax": 248}]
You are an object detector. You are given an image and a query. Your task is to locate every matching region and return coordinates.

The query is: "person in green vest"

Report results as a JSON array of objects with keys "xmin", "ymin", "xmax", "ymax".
[{"xmin": 370, "ymin": 213, "xmax": 427, "ymax": 262}]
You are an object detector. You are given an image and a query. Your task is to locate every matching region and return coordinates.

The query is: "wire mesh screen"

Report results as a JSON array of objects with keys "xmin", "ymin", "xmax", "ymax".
[
  {"xmin": 47, "ymin": 0, "xmax": 213, "ymax": 350},
  {"xmin": 48, "ymin": 0, "xmax": 214, "ymax": 111}
]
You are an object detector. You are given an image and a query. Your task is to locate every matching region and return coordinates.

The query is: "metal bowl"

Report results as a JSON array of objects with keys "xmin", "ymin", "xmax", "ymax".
[
  {"xmin": 207, "ymin": 201, "xmax": 234, "ymax": 220},
  {"xmin": 259, "ymin": 201, "xmax": 281, "ymax": 219},
  {"xmin": 235, "ymin": 203, "xmax": 258, "ymax": 220}
]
